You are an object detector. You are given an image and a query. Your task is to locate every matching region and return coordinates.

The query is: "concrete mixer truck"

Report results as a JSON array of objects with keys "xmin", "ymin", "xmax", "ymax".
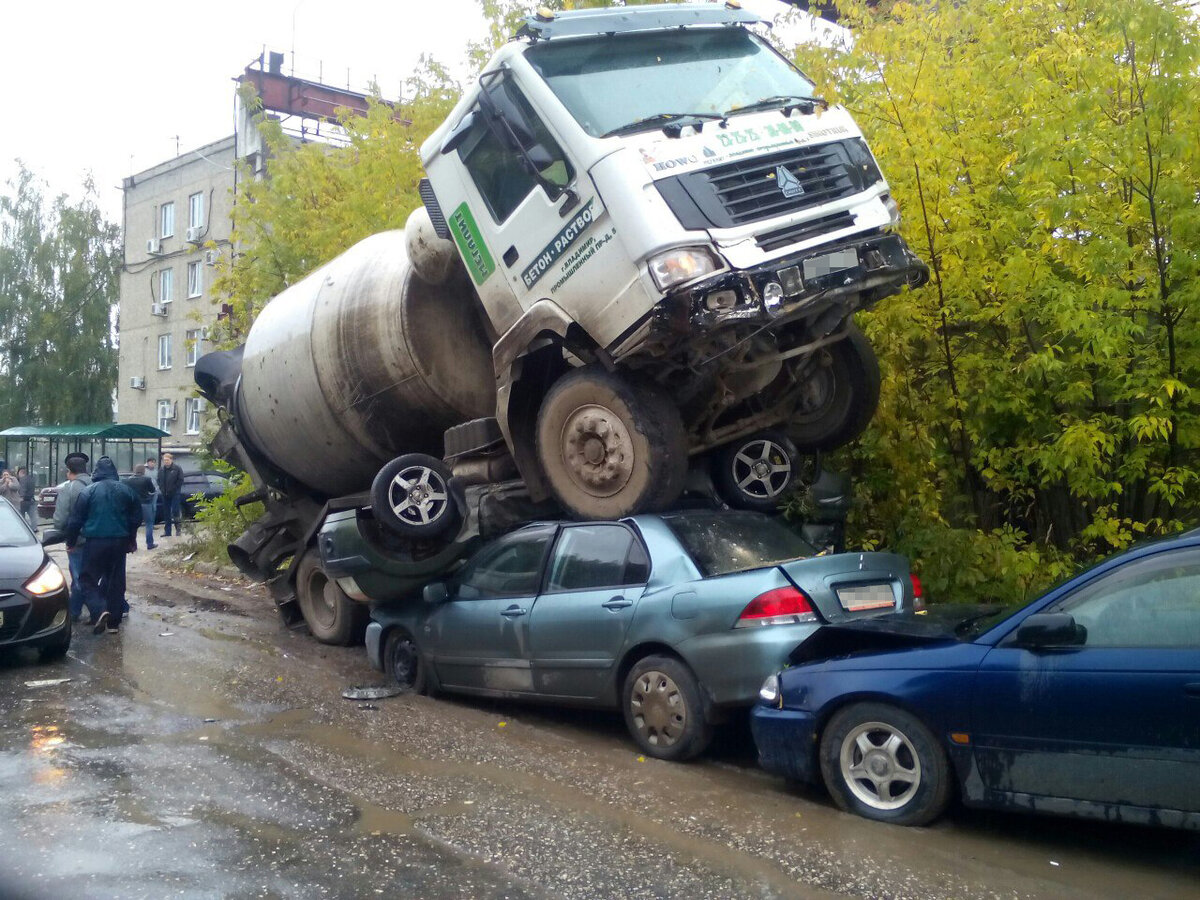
[{"xmin": 195, "ymin": 3, "xmax": 927, "ymax": 642}]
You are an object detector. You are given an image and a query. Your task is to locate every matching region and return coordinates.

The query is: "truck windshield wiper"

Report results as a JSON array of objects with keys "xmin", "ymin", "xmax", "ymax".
[
  {"xmin": 725, "ymin": 95, "xmax": 829, "ymax": 117},
  {"xmin": 601, "ymin": 112, "xmax": 727, "ymax": 139}
]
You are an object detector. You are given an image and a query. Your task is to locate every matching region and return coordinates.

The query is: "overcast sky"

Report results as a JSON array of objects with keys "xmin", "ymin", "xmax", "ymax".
[{"xmin": 0, "ymin": 0, "xmax": 819, "ymax": 221}]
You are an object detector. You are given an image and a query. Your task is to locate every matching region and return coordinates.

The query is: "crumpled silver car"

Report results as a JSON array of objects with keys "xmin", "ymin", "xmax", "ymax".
[{"xmin": 366, "ymin": 510, "xmax": 917, "ymax": 760}]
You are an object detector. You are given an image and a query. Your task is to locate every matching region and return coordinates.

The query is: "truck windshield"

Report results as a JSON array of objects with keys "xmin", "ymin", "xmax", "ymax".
[{"xmin": 525, "ymin": 27, "xmax": 815, "ymax": 139}]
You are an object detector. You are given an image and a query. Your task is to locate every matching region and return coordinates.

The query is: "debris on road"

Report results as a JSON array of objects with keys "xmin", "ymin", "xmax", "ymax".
[
  {"xmin": 342, "ymin": 685, "xmax": 403, "ymax": 701},
  {"xmin": 24, "ymin": 678, "xmax": 72, "ymax": 689}
]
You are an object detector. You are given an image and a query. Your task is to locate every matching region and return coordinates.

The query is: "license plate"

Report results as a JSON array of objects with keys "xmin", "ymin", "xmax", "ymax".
[
  {"xmin": 803, "ymin": 249, "xmax": 859, "ymax": 280},
  {"xmin": 837, "ymin": 584, "xmax": 895, "ymax": 613}
]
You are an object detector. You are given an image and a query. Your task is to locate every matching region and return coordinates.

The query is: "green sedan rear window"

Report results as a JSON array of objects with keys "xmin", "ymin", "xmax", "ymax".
[{"xmin": 662, "ymin": 512, "xmax": 814, "ymax": 577}]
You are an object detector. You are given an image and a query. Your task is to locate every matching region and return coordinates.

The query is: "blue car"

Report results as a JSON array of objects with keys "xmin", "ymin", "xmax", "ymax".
[{"xmin": 752, "ymin": 530, "xmax": 1200, "ymax": 828}]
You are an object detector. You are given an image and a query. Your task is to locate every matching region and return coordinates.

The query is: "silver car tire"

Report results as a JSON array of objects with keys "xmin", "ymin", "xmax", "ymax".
[
  {"xmin": 621, "ymin": 654, "xmax": 712, "ymax": 762},
  {"xmin": 819, "ymin": 702, "xmax": 952, "ymax": 826}
]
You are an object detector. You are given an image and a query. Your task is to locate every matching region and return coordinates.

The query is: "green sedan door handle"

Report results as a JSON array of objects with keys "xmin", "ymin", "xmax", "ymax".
[
  {"xmin": 602, "ymin": 597, "xmax": 633, "ymax": 610},
  {"xmin": 500, "ymin": 605, "xmax": 528, "ymax": 618}
]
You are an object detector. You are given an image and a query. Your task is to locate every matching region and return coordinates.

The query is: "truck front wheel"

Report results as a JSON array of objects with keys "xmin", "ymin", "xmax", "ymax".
[
  {"xmin": 295, "ymin": 553, "xmax": 366, "ymax": 646},
  {"xmin": 535, "ymin": 367, "xmax": 687, "ymax": 519},
  {"xmin": 788, "ymin": 324, "xmax": 881, "ymax": 452}
]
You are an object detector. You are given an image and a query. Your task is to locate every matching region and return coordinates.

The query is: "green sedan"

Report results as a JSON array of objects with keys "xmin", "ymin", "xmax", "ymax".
[{"xmin": 359, "ymin": 510, "xmax": 917, "ymax": 760}]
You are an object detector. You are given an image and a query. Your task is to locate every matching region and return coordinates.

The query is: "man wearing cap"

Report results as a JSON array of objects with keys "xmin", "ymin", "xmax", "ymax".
[
  {"xmin": 54, "ymin": 453, "xmax": 97, "ymax": 622},
  {"xmin": 65, "ymin": 456, "xmax": 142, "ymax": 635}
]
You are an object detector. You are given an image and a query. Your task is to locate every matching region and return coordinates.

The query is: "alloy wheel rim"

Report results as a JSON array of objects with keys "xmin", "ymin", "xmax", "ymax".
[
  {"xmin": 629, "ymin": 670, "xmax": 687, "ymax": 748},
  {"xmin": 389, "ymin": 465, "xmax": 450, "ymax": 528},
  {"xmin": 839, "ymin": 721, "xmax": 922, "ymax": 810},
  {"xmin": 731, "ymin": 438, "xmax": 792, "ymax": 499}
]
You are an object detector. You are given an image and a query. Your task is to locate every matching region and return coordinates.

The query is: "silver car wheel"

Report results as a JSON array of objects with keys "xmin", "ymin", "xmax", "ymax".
[
  {"xmin": 839, "ymin": 721, "xmax": 922, "ymax": 811},
  {"xmin": 628, "ymin": 669, "xmax": 688, "ymax": 748},
  {"xmin": 731, "ymin": 438, "xmax": 793, "ymax": 499},
  {"xmin": 388, "ymin": 464, "xmax": 450, "ymax": 528}
]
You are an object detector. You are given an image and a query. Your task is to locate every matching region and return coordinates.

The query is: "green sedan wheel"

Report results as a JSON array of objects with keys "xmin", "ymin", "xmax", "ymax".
[{"xmin": 622, "ymin": 655, "xmax": 712, "ymax": 761}]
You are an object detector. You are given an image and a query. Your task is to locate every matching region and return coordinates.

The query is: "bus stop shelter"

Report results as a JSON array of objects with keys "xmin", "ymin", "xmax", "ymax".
[{"xmin": 0, "ymin": 424, "xmax": 169, "ymax": 489}]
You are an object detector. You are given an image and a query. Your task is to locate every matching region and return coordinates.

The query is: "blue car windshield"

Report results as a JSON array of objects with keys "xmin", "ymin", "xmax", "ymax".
[
  {"xmin": 0, "ymin": 501, "xmax": 35, "ymax": 546},
  {"xmin": 662, "ymin": 511, "xmax": 814, "ymax": 577},
  {"xmin": 524, "ymin": 28, "xmax": 815, "ymax": 138}
]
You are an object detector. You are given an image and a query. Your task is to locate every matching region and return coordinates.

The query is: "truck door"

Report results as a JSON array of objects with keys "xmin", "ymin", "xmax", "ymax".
[
  {"xmin": 528, "ymin": 524, "xmax": 650, "ymax": 700},
  {"xmin": 425, "ymin": 525, "xmax": 556, "ymax": 695},
  {"xmin": 444, "ymin": 73, "xmax": 596, "ymax": 331}
]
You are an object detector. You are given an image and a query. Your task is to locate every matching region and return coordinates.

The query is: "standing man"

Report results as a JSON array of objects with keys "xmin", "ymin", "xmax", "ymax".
[
  {"xmin": 17, "ymin": 466, "xmax": 37, "ymax": 531},
  {"xmin": 157, "ymin": 452, "xmax": 184, "ymax": 537},
  {"xmin": 54, "ymin": 453, "xmax": 96, "ymax": 622},
  {"xmin": 65, "ymin": 456, "xmax": 141, "ymax": 635},
  {"xmin": 144, "ymin": 456, "xmax": 161, "ymax": 541},
  {"xmin": 0, "ymin": 469, "xmax": 19, "ymax": 509},
  {"xmin": 127, "ymin": 464, "xmax": 157, "ymax": 549}
]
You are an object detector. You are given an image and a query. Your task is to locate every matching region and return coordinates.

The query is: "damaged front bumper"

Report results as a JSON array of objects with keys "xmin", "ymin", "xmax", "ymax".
[{"xmin": 689, "ymin": 230, "xmax": 929, "ymax": 330}]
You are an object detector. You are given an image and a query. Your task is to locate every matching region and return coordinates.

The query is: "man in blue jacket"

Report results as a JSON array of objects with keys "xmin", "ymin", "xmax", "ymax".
[{"xmin": 65, "ymin": 457, "xmax": 142, "ymax": 635}]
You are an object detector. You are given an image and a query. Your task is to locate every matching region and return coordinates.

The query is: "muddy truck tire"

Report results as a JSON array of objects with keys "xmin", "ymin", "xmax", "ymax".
[
  {"xmin": 788, "ymin": 324, "xmax": 881, "ymax": 452},
  {"xmin": 294, "ymin": 553, "xmax": 367, "ymax": 646},
  {"xmin": 535, "ymin": 366, "xmax": 687, "ymax": 519}
]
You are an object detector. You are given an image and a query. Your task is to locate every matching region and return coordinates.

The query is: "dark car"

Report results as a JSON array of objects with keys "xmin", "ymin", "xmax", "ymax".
[
  {"xmin": 180, "ymin": 471, "xmax": 229, "ymax": 519},
  {"xmin": 366, "ymin": 510, "xmax": 917, "ymax": 760},
  {"xmin": 751, "ymin": 530, "xmax": 1200, "ymax": 829},
  {"xmin": 0, "ymin": 499, "xmax": 71, "ymax": 661}
]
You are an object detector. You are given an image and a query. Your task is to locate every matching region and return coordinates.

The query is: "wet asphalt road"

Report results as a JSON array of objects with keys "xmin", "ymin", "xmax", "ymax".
[{"xmin": 0, "ymin": 549, "xmax": 1197, "ymax": 900}]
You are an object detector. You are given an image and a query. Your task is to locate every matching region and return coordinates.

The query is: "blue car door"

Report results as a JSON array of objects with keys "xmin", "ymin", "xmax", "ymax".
[
  {"xmin": 527, "ymin": 523, "xmax": 651, "ymax": 700},
  {"xmin": 426, "ymin": 525, "xmax": 556, "ymax": 695},
  {"xmin": 972, "ymin": 547, "xmax": 1200, "ymax": 815}
]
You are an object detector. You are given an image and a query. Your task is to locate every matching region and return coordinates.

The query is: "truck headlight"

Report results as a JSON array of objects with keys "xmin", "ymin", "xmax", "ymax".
[
  {"xmin": 881, "ymin": 192, "xmax": 901, "ymax": 228},
  {"xmin": 648, "ymin": 246, "xmax": 720, "ymax": 292}
]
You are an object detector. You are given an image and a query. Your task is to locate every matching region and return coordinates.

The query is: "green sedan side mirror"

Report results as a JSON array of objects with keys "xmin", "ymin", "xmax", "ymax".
[{"xmin": 424, "ymin": 581, "xmax": 449, "ymax": 605}]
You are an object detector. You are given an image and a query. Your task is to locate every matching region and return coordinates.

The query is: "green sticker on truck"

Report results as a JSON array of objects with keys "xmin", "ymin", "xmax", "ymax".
[{"xmin": 449, "ymin": 203, "xmax": 495, "ymax": 285}]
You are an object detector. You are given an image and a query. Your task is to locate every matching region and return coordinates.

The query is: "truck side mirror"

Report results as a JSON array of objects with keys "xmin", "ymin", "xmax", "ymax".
[
  {"xmin": 423, "ymin": 581, "xmax": 449, "ymax": 605},
  {"xmin": 1015, "ymin": 613, "xmax": 1086, "ymax": 648},
  {"xmin": 440, "ymin": 111, "xmax": 477, "ymax": 155}
]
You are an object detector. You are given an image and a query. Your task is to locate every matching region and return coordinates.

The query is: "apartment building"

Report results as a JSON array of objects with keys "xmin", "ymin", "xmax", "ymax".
[{"xmin": 116, "ymin": 135, "xmax": 237, "ymax": 457}]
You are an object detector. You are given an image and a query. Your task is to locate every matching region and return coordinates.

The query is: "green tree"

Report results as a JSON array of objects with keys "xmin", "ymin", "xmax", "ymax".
[
  {"xmin": 0, "ymin": 165, "xmax": 119, "ymax": 429},
  {"xmin": 792, "ymin": 0, "xmax": 1200, "ymax": 601}
]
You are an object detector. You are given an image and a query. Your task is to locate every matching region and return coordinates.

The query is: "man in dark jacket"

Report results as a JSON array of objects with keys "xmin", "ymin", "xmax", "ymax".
[
  {"xmin": 17, "ymin": 466, "xmax": 36, "ymax": 531},
  {"xmin": 157, "ymin": 452, "xmax": 184, "ymax": 537},
  {"xmin": 127, "ymin": 464, "xmax": 157, "ymax": 549},
  {"xmin": 66, "ymin": 456, "xmax": 142, "ymax": 635}
]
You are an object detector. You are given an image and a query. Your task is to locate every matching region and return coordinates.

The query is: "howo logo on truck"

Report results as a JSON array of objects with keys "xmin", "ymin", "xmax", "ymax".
[{"xmin": 652, "ymin": 155, "xmax": 698, "ymax": 172}]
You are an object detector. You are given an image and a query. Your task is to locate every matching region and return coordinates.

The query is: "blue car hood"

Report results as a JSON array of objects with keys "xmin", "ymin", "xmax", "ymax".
[{"xmin": 786, "ymin": 604, "xmax": 1000, "ymax": 665}]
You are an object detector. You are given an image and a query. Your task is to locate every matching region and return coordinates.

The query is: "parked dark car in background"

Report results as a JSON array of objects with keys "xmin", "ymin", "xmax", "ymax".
[
  {"xmin": 752, "ymin": 530, "xmax": 1200, "ymax": 829},
  {"xmin": 180, "ymin": 471, "xmax": 229, "ymax": 519},
  {"xmin": 366, "ymin": 510, "xmax": 918, "ymax": 761},
  {"xmin": 0, "ymin": 499, "xmax": 70, "ymax": 661}
]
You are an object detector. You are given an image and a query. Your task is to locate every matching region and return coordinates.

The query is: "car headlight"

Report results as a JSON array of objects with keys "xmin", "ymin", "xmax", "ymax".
[
  {"xmin": 26, "ymin": 561, "xmax": 66, "ymax": 596},
  {"xmin": 758, "ymin": 673, "xmax": 781, "ymax": 706},
  {"xmin": 647, "ymin": 246, "xmax": 721, "ymax": 292}
]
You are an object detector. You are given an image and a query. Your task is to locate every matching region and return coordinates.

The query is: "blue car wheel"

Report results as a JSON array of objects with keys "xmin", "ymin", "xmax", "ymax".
[{"xmin": 819, "ymin": 702, "xmax": 953, "ymax": 826}]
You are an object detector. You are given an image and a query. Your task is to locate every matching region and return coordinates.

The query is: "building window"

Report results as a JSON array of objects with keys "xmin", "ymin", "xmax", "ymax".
[
  {"xmin": 186, "ymin": 328, "xmax": 203, "ymax": 366},
  {"xmin": 187, "ymin": 261, "xmax": 202, "ymax": 298},
  {"xmin": 185, "ymin": 397, "xmax": 206, "ymax": 435},
  {"xmin": 189, "ymin": 192, "xmax": 204, "ymax": 229},
  {"xmin": 159, "ymin": 267, "xmax": 173, "ymax": 303},
  {"xmin": 158, "ymin": 333, "xmax": 172, "ymax": 370},
  {"xmin": 157, "ymin": 399, "xmax": 175, "ymax": 433},
  {"xmin": 160, "ymin": 202, "xmax": 175, "ymax": 238}
]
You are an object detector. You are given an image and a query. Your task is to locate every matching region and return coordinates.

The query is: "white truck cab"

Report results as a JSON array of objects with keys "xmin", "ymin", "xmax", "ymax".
[{"xmin": 418, "ymin": 3, "xmax": 927, "ymax": 519}]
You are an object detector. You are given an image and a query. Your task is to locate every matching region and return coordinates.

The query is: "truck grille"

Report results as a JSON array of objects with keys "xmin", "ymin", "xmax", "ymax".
[
  {"xmin": 706, "ymin": 140, "xmax": 876, "ymax": 226},
  {"xmin": 654, "ymin": 138, "xmax": 882, "ymax": 232},
  {"xmin": 754, "ymin": 211, "xmax": 856, "ymax": 252}
]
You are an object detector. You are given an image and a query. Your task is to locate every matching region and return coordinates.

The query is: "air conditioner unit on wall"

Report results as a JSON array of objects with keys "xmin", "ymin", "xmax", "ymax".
[
  {"xmin": 186, "ymin": 225, "xmax": 205, "ymax": 243},
  {"xmin": 129, "ymin": 376, "xmax": 146, "ymax": 390},
  {"xmin": 203, "ymin": 249, "xmax": 218, "ymax": 266},
  {"xmin": 151, "ymin": 303, "xmax": 168, "ymax": 317},
  {"xmin": 146, "ymin": 238, "xmax": 162, "ymax": 255}
]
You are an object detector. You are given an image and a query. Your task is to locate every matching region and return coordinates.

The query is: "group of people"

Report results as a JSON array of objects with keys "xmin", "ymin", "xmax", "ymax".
[{"xmin": 45, "ymin": 452, "xmax": 187, "ymax": 635}]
